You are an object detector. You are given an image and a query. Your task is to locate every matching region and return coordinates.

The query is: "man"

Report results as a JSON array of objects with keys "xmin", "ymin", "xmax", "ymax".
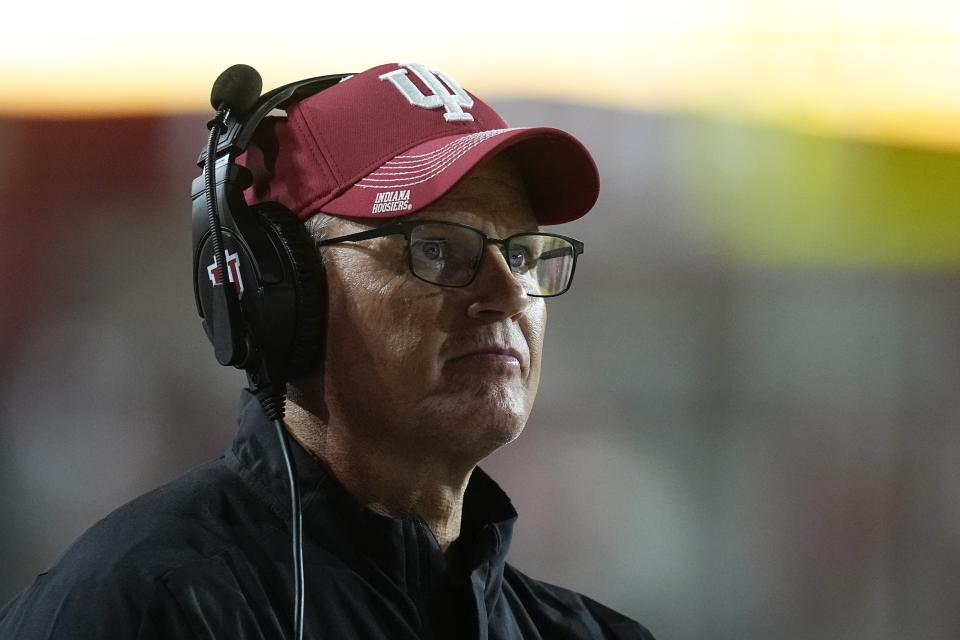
[{"xmin": 0, "ymin": 63, "xmax": 655, "ymax": 639}]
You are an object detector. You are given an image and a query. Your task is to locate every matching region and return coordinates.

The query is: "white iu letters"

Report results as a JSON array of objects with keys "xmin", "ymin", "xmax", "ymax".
[
  {"xmin": 379, "ymin": 63, "xmax": 475, "ymax": 122},
  {"xmin": 206, "ymin": 250, "xmax": 245, "ymax": 297}
]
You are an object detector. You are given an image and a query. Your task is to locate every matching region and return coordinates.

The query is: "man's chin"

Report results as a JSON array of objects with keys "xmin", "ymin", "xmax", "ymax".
[
  {"xmin": 451, "ymin": 418, "xmax": 526, "ymax": 463},
  {"xmin": 420, "ymin": 386, "xmax": 529, "ymax": 449},
  {"xmin": 445, "ymin": 378, "xmax": 529, "ymax": 414}
]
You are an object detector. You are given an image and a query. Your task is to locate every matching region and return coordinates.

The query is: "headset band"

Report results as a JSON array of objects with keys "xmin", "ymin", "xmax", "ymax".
[{"xmin": 197, "ymin": 73, "xmax": 353, "ymax": 167}]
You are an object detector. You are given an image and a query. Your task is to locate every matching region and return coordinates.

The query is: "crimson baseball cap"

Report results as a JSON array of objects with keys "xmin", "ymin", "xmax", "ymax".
[{"xmin": 238, "ymin": 63, "xmax": 599, "ymax": 225}]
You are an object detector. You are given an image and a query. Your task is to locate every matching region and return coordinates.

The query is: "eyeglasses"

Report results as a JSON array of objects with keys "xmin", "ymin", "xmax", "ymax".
[{"xmin": 317, "ymin": 220, "xmax": 584, "ymax": 297}]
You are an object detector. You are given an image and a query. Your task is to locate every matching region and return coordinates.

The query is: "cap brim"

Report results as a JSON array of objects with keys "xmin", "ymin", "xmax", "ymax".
[{"xmin": 319, "ymin": 127, "xmax": 599, "ymax": 225}]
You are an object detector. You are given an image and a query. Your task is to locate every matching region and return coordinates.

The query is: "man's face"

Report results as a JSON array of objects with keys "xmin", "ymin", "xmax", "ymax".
[{"xmin": 303, "ymin": 155, "xmax": 546, "ymax": 463}]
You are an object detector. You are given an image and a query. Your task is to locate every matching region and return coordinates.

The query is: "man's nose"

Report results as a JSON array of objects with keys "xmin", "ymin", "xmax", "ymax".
[{"xmin": 465, "ymin": 245, "xmax": 528, "ymax": 320}]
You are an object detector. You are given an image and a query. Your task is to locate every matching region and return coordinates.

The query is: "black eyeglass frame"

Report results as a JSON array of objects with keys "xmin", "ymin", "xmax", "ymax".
[{"xmin": 316, "ymin": 219, "xmax": 585, "ymax": 297}]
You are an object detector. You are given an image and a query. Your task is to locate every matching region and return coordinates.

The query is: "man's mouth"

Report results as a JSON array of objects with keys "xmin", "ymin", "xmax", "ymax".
[{"xmin": 446, "ymin": 346, "xmax": 524, "ymax": 370}]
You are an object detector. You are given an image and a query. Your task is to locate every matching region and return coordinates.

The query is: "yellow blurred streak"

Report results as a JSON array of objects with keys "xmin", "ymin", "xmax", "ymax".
[
  {"xmin": 674, "ymin": 112, "xmax": 960, "ymax": 269},
  {"xmin": 1, "ymin": 0, "xmax": 959, "ymax": 150}
]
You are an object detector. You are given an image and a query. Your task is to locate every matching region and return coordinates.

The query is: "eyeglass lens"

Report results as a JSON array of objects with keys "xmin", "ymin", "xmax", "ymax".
[{"xmin": 408, "ymin": 223, "xmax": 576, "ymax": 296}]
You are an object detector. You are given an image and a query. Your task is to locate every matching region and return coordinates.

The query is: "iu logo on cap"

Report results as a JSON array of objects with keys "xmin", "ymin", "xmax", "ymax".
[
  {"xmin": 379, "ymin": 63, "xmax": 475, "ymax": 122},
  {"xmin": 207, "ymin": 251, "xmax": 245, "ymax": 297}
]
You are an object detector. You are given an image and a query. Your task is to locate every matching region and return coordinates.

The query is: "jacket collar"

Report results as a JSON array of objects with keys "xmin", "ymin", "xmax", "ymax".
[{"xmin": 225, "ymin": 389, "xmax": 517, "ymax": 607}]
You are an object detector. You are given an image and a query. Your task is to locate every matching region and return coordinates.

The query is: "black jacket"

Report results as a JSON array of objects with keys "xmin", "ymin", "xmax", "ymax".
[{"xmin": 0, "ymin": 391, "xmax": 655, "ymax": 639}]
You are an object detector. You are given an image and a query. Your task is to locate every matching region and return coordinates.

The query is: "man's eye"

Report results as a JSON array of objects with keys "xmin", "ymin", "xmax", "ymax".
[
  {"xmin": 508, "ymin": 246, "xmax": 531, "ymax": 269},
  {"xmin": 413, "ymin": 240, "xmax": 446, "ymax": 261}
]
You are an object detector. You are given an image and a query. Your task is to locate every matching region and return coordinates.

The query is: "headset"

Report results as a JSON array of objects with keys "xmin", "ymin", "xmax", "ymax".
[
  {"xmin": 191, "ymin": 64, "xmax": 351, "ymax": 409},
  {"xmin": 191, "ymin": 64, "xmax": 352, "ymax": 640}
]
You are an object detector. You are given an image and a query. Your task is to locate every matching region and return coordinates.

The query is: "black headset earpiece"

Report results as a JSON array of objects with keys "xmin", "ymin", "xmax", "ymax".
[
  {"xmin": 190, "ymin": 68, "xmax": 351, "ymax": 411},
  {"xmin": 251, "ymin": 201, "xmax": 327, "ymax": 380}
]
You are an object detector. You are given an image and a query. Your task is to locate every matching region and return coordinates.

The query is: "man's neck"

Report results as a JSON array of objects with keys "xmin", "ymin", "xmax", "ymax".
[{"xmin": 284, "ymin": 400, "xmax": 473, "ymax": 551}]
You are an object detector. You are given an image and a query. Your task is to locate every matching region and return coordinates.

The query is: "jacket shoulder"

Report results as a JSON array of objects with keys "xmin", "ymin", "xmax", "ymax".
[
  {"xmin": 0, "ymin": 458, "xmax": 268, "ymax": 639},
  {"xmin": 502, "ymin": 564, "xmax": 656, "ymax": 640}
]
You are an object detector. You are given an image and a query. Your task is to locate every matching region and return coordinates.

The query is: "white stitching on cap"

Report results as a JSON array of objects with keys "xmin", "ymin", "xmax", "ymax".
[
  {"xmin": 366, "ymin": 139, "xmax": 501, "ymax": 177},
  {"xmin": 355, "ymin": 129, "xmax": 515, "ymax": 189},
  {"xmin": 385, "ymin": 129, "xmax": 519, "ymax": 162},
  {"xmin": 374, "ymin": 134, "xmax": 508, "ymax": 171},
  {"xmin": 374, "ymin": 135, "xmax": 501, "ymax": 172},
  {"xmin": 381, "ymin": 139, "xmax": 499, "ymax": 168},
  {"xmin": 357, "ymin": 138, "xmax": 492, "ymax": 187}
]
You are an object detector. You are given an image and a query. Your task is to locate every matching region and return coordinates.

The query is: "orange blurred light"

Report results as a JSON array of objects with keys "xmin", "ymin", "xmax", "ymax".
[{"xmin": 2, "ymin": 0, "xmax": 959, "ymax": 150}]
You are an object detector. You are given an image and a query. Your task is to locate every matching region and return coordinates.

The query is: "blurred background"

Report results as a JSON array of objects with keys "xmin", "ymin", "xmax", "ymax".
[{"xmin": 2, "ymin": 1, "xmax": 960, "ymax": 638}]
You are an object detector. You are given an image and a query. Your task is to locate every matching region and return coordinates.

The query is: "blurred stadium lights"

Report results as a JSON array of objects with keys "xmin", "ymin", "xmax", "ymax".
[{"xmin": 1, "ymin": 0, "xmax": 958, "ymax": 151}]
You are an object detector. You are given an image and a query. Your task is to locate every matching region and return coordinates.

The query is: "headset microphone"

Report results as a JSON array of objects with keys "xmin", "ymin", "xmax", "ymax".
[{"xmin": 210, "ymin": 63, "xmax": 263, "ymax": 115}]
